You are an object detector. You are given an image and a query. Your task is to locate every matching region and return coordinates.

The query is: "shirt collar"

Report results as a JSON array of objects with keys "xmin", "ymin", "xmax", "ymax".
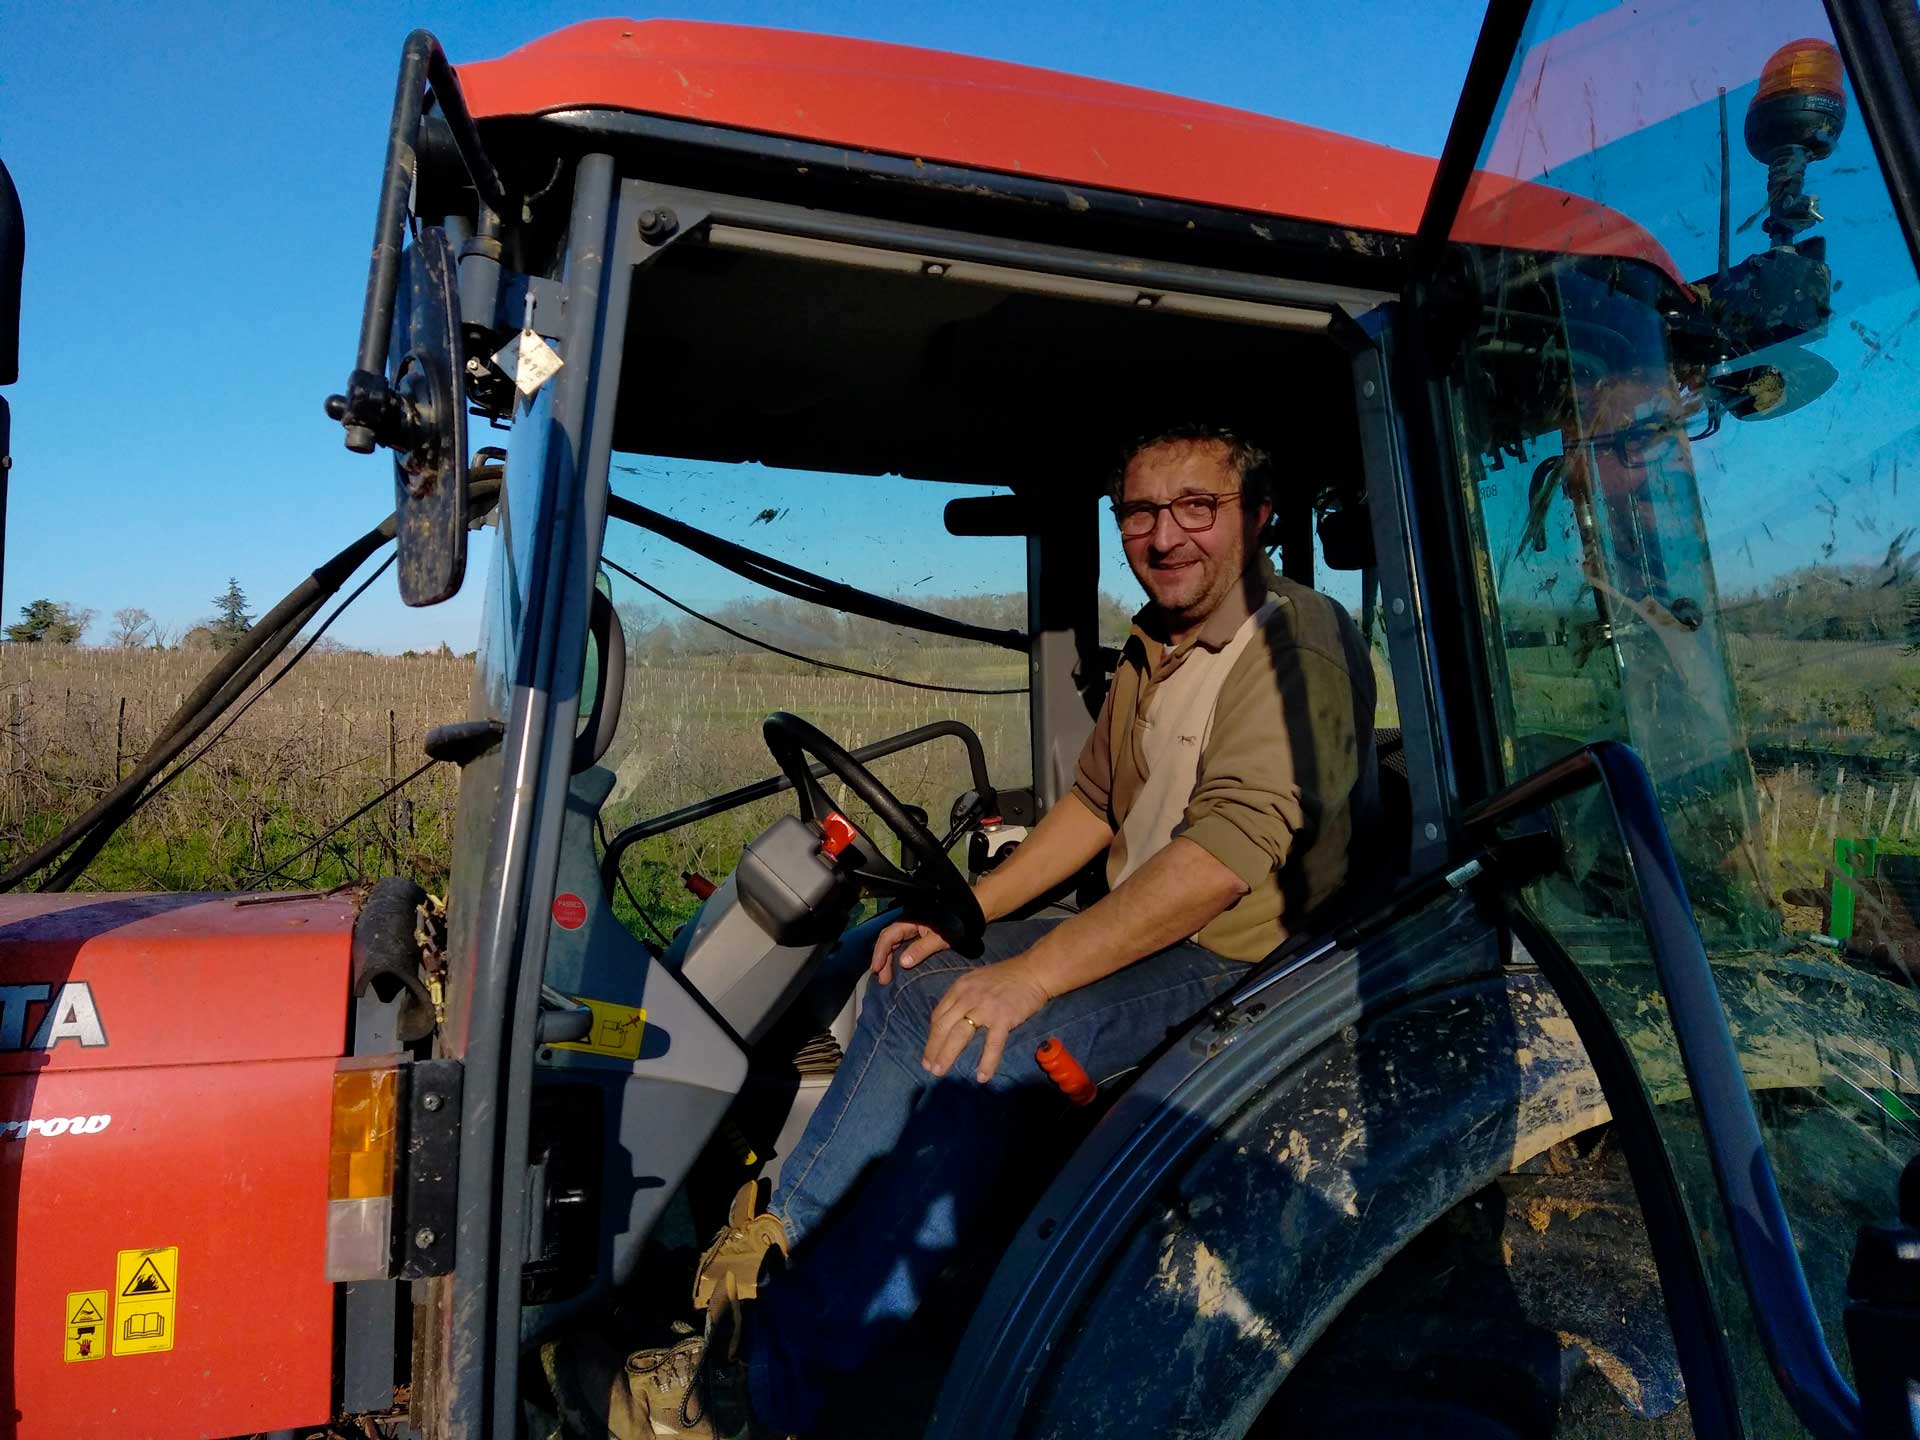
[{"xmin": 1127, "ymin": 552, "xmax": 1281, "ymax": 661}]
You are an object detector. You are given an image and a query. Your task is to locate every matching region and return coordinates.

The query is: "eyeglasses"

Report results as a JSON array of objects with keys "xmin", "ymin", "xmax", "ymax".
[{"xmin": 1112, "ymin": 490, "xmax": 1245, "ymax": 538}]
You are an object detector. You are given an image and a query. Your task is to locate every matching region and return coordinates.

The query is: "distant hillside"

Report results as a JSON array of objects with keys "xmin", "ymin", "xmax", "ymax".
[
  {"xmin": 613, "ymin": 589, "xmax": 1142, "ymax": 660},
  {"xmin": 1493, "ymin": 561, "xmax": 1916, "ymax": 649},
  {"xmin": 1722, "ymin": 561, "xmax": 1915, "ymax": 643}
]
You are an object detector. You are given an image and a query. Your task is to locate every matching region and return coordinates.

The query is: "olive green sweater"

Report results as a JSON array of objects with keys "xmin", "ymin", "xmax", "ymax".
[{"xmin": 1073, "ymin": 558, "xmax": 1380, "ymax": 963}]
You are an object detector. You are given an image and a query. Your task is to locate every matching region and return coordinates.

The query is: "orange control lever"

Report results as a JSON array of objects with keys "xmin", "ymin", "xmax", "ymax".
[{"xmin": 1035, "ymin": 1037, "xmax": 1097, "ymax": 1106}]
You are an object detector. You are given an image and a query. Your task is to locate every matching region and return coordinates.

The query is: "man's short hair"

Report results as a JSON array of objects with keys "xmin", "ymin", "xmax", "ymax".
[{"xmin": 1108, "ymin": 424, "xmax": 1276, "ymax": 508}]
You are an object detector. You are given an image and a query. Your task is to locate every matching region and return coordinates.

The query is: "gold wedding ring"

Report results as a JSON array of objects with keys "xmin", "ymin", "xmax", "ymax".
[{"xmin": 960, "ymin": 1015, "xmax": 979, "ymax": 1030}]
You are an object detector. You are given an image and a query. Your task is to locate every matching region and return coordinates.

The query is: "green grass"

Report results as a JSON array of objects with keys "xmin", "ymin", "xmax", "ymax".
[{"xmin": 9, "ymin": 626, "xmax": 1908, "ymax": 945}]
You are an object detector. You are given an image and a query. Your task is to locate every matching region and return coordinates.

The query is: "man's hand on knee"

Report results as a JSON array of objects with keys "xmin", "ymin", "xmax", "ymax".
[
  {"xmin": 869, "ymin": 919, "xmax": 956, "ymax": 986},
  {"xmin": 923, "ymin": 959, "xmax": 1052, "ymax": 1083}
]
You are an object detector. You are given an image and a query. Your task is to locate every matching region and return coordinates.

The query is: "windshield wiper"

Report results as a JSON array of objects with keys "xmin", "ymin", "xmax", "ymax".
[{"xmin": 607, "ymin": 494, "xmax": 1029, "ymax": 654}]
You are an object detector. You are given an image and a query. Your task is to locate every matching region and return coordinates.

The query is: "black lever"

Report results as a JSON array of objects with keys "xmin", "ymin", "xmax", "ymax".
[
  {"xmin": 425, "ymin": 718, "xmax": 505, "ymax": 767},
  {"xmin": 1844, "ymin": 1155, "xmax": 1920, "ymax": 1440}
]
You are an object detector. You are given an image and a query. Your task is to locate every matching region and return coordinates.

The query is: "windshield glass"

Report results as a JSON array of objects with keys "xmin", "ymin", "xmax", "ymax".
[
  {"xmin": 600, "ymin": 459, "xmax": 1031, "ymax": 933},
  {"xmin": 1446, "ymin": 1, "xmax": 1920, "ymax": 1428}
]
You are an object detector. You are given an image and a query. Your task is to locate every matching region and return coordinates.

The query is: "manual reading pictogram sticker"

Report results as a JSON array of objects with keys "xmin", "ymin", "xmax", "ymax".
[
  {"xmin": 64, "ymin": 1290, "xmax": 108, "ymax": 1363},
  {"xmin": 551, "ymin": 997, "xmax": 647, "ymax": 1062},
  {"xmin": 112, "ymin": 1246, "xmax": 176, "ymax": 1356}
]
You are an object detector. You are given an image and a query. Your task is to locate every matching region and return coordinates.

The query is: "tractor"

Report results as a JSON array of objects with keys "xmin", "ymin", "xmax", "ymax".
[{"xmin": 4, "ymin": 3, "xmax": 1920, "ymax": 1437}]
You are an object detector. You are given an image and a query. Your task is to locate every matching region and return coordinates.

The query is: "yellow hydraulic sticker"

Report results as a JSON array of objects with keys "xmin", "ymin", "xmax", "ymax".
[
  {"xmin": 112, "ymin": 1246, "xmax": 177, "ymax": 1356},
  {"xmin": 551, "ymin": 997, "xmax": 647, "ymax": 1061},
  {"xmin": 64, "ymin": 1290, "xmax": 108, "ymax": 1363}
]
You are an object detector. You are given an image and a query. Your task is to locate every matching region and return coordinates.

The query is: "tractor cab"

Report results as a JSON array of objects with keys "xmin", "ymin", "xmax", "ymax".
[
  {"xmin": 399, "ymin": 15, "xmax": 1920, "ymax": 1436},
  {"xmin": 8, "ymin": 6, "xmax": 1920, "ymax": 1439},
  {"xmin": 410, "ymin": 33, "xmax": 1414, "ymax": 1421}
]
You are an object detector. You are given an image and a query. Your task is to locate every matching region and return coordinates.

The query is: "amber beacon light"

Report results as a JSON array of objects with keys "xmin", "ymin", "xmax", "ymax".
[
  {"xmin": 1754, "ymin": 38, "xmax": 1846, "ymax": 104},
  {"xmin": 1747, "ymin": 39, "xmax": 1847, "ymax": 161},
  {"xmin": 1740, "ymin": 38, "xmax": 1848, "ymax": 254}
]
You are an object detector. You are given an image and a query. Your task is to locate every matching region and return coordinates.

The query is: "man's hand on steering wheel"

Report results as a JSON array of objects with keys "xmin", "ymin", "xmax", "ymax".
[{"xmin": 768, "ymin": 712, "xmax": 1035, "ymax": 1078}]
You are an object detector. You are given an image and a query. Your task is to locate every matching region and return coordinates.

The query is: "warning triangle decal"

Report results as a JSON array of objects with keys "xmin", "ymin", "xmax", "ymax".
[
  {"xmin": 69, "ymin": 1297, "xmax": 105, "ymax": 1324},
  {"xmin": 122, "ymin": 1258, "xmax": 170, "ymax": 1297}
]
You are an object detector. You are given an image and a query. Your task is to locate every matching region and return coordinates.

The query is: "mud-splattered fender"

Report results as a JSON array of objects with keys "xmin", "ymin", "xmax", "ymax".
[{"xmin": 932, "ymin": 897, "xmax": 1611, "ymax": 1439}]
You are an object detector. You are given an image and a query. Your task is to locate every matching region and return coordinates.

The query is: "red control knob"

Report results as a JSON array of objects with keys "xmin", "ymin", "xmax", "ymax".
[
  {"xmin": 820, "ymin": 811, "xmax": 859, "ymax": 859},
  {"xmin": 1035, "ymin": 1037, "xmax": 1096, "ymax": 1106}
]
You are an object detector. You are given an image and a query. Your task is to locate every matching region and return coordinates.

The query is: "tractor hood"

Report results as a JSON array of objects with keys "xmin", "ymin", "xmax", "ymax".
[
  {"xmin": 0, "ymin": 891, "xmax": 355, "ymax": 1072},
  {"xmin": 0, "ymin": 891, "xmax": 357, "ymax": 1436}
]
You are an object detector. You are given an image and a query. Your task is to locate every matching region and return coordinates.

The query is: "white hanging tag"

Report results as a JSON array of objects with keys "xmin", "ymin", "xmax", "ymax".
[{"xmin": 492, "ymin": 328, "xmax": 563, "ymax": 399}]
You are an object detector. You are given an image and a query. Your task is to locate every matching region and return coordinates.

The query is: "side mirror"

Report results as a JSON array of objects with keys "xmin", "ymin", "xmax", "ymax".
[
  {"xmin": 387, "ymin": 227, "xmax": 468, "ymax": 606},
  {"xmin": 327, "ymin": 30, "xmax": 506, "ymax": 608},
  {"xmin": 944, "ymin": 494, "xmax": 1031, "ymax": 537},
  {"xmin": 1, "ymin": 156, "xmax": 24, "ymax": 596},
  {"xmin": 0, "ymin": 157, "xmax": 21, "ymax": 387},
  {"xmin": 325, "ymin": 223, "xmax": 468, "ymax": 607}
]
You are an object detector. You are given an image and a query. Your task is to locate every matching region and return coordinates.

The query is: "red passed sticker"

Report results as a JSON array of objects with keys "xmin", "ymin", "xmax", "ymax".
[{"xmin": 552, "ymin": 893, "xmax": 588, "ymax": 930}]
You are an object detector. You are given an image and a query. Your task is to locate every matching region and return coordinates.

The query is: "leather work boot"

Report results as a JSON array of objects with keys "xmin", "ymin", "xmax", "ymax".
[
  {"xmin": 540, "ymin": 1330, "xmax": 666, "ymax": 1438},
  {"xmin": 624, "ymin": 1337, "xmax": 718, "ymax": 1437},
  {"xmin": 542, "ymin": 1183, "xmax": 786, "ymax": 1439},
  {"xmin": 692, "ymin": 1181, "xmax": 790, "ymax": 1357},
  {"xmin": 543, "ymin": 1333, "xmax": 748, "ymax": 1439}
]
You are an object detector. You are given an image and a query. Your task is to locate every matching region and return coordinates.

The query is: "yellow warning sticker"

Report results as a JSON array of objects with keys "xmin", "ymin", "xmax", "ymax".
[
  {"xmin": 112, "ymin": 1246, "xmax": 177, "ymax": 1356},
  {"xmin": 64, "ymin": 1289, "xmax": 108, "ymax": 1363},
  {"xmin": 551, "ymin": 997, "xmax": 647, "ymax": 1061}
]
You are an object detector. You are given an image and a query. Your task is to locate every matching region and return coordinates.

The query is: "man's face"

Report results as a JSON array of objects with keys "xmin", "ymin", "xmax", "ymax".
[{"xmin": 1119, "ymin": 441, "xmax": 1272, "ymax": 631}]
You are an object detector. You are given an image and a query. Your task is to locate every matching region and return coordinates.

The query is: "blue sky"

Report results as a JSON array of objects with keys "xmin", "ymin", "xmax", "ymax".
[
  {"xmin": 7, "ymin": 2, "xmax": 1907, "ymax": 655},
  {"xmin": 1, "ymin": 0, "xmax": 1486, "ymax": 651}
]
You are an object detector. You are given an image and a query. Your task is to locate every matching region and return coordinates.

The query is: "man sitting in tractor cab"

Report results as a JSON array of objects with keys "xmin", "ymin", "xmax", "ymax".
[{"xmin": 550, "ymin": 424, "xmax": 1381, "ymax": 1438}]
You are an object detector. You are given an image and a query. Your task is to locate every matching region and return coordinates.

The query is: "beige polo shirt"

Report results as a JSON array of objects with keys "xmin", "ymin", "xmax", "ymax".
[{"xmin": 1072, "ymin": 555, "xmax": 1380, "ymax": 963}]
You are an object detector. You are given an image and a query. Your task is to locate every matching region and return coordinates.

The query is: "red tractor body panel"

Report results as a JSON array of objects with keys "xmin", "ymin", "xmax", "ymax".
[
  {"xmin": 0, "ymin": 891, "xmax": 353, "ymax": 1439},
  {"xmin": 457, "ymin": 18, "xmax": 1682, "ymax": 280}
]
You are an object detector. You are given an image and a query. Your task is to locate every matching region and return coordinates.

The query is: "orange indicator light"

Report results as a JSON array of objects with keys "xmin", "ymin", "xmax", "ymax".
[
  {"xmin": 1755, "ymin": 39, "xmax": 1845, "ymax": 105},
  {"xmin": 329, "ymin": 1065, "xmax": 398, "ymax": 1202}
]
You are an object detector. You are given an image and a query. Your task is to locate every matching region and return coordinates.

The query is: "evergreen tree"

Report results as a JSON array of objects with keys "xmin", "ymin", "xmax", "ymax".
[
  {"xmin": 5, "ymin": 598, "xmax": 89, "ymax": 644},
  {"xmin": 210, "ymin": 578, "xmax": 253, "ymax": 650}
]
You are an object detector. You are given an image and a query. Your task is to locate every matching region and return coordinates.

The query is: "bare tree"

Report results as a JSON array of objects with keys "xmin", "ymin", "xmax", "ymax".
[{"xmin": 109, "ymin": 606, "xmax": 157, "ymax": 649}]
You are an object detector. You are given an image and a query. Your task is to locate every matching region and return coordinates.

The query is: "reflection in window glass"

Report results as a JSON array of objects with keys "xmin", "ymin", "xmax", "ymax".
[
  {"xmin": 1448, "ymin": 3, "xmax": 1920, "ymax": 1430},
  {"xmin": 600, "ymin": 458, "xmax": 1029, "ymax": 933}
]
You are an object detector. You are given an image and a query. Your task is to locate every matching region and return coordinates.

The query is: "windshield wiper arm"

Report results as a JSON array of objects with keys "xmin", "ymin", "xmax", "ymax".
[{"xmin": 607, "ymin": 494, "xmax": 1028, "ymax": 653}]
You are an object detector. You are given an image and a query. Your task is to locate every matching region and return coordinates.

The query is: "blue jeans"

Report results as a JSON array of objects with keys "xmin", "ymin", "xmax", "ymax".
[{"xmin": 743, "ymin": 916, "xmax": 1243, "ymax": 1434}]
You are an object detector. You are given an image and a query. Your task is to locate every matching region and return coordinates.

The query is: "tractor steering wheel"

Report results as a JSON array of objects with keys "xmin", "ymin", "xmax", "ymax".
[{"xmin": 762, "ymin": 711, "xmax": 986, "ymax": 952}]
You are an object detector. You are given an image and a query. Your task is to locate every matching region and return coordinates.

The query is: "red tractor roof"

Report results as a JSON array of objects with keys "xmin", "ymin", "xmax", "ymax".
[{"xmin": 458, "ymin": 19, "xmax": 1680, "ymax": 278}]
